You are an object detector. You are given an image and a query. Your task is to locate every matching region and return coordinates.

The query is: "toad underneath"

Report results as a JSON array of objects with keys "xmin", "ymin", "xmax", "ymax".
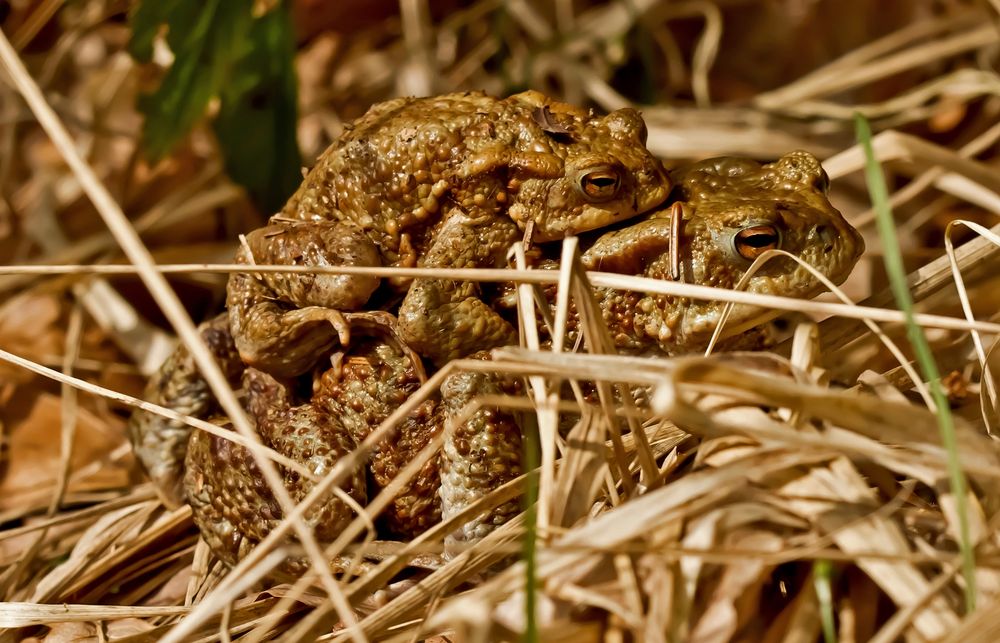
[
  {"xmin": 228, "ymin": 90, "xmax": 671, "ymax": 375},
  {"xmin": 559, "ymin": 150, "xmax": 865, "ymax": 353}
]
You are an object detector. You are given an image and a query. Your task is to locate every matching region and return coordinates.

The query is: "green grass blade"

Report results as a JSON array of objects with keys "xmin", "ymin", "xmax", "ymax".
[
  {"xmin": 814, "ymin": 559, "xmax": 836, "ymax": 643},
  {"xmin": 521, "ymin": 412, "xmax": 540, "ymax": 643},
  {"xmin": 854, "ymin": 113, "xmax": 977, "ymax": 612}
]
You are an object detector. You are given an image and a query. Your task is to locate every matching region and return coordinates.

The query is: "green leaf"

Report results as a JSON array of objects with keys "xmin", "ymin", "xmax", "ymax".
[
  {"xmin": 213, "ymin": 4, "xmax": 301, "ymax": 213},
  {"xmin": 128, "ymin": 0, "xmax": 178, "ymax": 63},
  {"xmin": 132, "ymin": 0, "xmax": 251, "ymax": 160},
  {"xmin": 129, "ymin": 0, "xmax": 301, "ymax": 212}
]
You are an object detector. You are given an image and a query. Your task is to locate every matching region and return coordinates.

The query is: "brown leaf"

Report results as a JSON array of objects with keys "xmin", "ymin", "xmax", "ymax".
[
  {"xmin": 0, "ymin": 393, "xmax": 129, "ymax": 512},
  {"xmin": 39, "ymin": 621, "xmax": 95, "ymax": 642},
  {"xmin": 104, "ymin": 617, "xmax": 157, "ymax": 639},
  {"xmin": 0, "ymin": 293, "xmax": 63, "ymax": 383}
]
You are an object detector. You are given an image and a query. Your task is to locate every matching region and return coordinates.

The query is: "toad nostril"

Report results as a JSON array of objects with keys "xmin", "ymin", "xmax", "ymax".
[{"xmin": 814, "ymin": 224, "xmax": 837, "ymax": 253}]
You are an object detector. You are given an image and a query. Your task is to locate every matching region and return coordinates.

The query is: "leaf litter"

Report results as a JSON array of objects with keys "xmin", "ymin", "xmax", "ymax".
[{"xmin": 2, "ymin": 0, "xmax": 1000, "ymax": 641}]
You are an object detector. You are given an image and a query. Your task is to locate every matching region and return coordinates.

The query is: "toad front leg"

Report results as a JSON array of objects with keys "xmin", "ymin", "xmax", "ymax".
[
  {"xmin": 397, "ymin": 211, "xmax": 521, "ymax": 366},
  {"xmin": 227, "ymin": 222, "xmax": 382, "ymax": 377}
]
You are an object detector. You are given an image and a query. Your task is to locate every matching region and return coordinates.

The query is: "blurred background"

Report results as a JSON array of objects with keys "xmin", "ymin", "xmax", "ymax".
[{"xmin": 0, "ymin": 0, "xmax": 998, "ymax": 547}]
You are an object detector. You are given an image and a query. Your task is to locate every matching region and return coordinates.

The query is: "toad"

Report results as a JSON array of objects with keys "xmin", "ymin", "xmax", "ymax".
[
  {"xmin": 183, "ymin": 329, "xmax": 522, "ymax": 574},
  {"xmin": 571, "ymin": 151, "xmax": 864, "ymax": 353},
  {"xmin": 229, "ymin": 90, "xmax": 671, "ymax": 376},
  {"xmin": 129, "ymin": 152, "xmax": 863, "ymax": 566}
]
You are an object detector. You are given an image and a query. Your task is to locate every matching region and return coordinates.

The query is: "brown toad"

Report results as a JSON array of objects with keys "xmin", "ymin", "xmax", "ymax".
[
  {"xmin": 129, "ymin": 152, "xmax": 863, "ymax": 568},
  {"xmin": 229, "ymin": 90, "xmax": 671, "ymax": 375},
  {"xmin": 574, "ymin": 151, "xmax": 864, "ymax": 353},
  {"xmin": 171, "ymin": 317, "xmax": 521, "ymax": 574}
]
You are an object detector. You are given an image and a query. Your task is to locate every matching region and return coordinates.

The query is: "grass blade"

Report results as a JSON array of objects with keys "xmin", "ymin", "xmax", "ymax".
[
  {"xmin": 854, "ymin": 112, "xmax": 977, "ymax": 612},
  {"xmin": 814, "ymin": 559, "xmax": 836, "ymax": 643}
]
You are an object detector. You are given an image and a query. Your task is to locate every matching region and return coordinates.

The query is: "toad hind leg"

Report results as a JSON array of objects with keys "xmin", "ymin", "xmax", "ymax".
[
  {"xmin": 439, "ymin": 367, "xmax": 523, "ymax": 556},
  {"xmin": 184, "ymin": 367, "xmax": 368, "ymax": 576},
  {"xmin": 127, "ymin": 312, "xmax": 243, "ymax": 509},
  {"xmin": 227, "ymin": 222, "xmax": 382, "ymax": 378},
  {"xmin": 397, "ymin": 211, "xmax": 520, "ymax": 366}
]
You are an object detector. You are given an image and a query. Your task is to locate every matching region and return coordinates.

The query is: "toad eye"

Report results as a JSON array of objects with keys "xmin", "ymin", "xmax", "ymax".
[
  {"xmin": 734, "ymin": 225, "xmax": 781, "ymax": 260},
  {"xmin": 579, "ymin": 168, "xmax": 622, "ymax": 202}
]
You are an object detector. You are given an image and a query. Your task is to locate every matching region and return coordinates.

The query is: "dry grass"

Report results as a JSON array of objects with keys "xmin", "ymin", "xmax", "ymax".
[{"xmin": 1, "ymin": 0, "xmax": 1000, "ymax": 641}]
